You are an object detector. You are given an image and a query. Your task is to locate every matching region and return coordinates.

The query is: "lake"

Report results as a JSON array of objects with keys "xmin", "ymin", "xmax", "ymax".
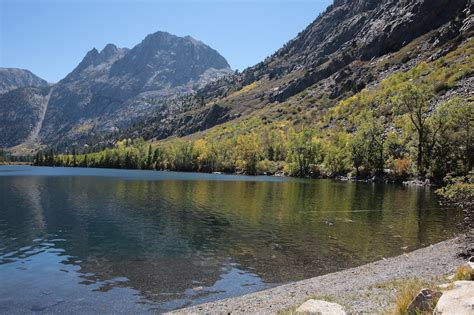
[{"xmin": 0, "ymin": 166, "xmax": 461, "ymax": 313}]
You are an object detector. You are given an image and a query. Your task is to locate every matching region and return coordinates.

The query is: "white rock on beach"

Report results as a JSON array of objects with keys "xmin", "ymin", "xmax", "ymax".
[
  {"xmin": 468, "ymin": 256, "xmax": 474, "ymax": 269},
  {"xmin": 434, "ymin": 281, "xmax": 474, "ymax": 315},
  {"xmin": 296, "ymin": 299, "xmax": 346, "ymax": 314}
]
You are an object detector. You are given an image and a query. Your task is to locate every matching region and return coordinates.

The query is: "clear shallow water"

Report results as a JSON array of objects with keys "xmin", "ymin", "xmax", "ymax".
[{"xmin": 0, "ymin": 166, "xmax": 461, "ymax": 313}]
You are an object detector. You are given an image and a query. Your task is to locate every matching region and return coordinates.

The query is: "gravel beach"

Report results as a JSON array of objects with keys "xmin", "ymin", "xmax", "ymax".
[{"xmin": 170, "ymin": 237, "xmax": 464, "ymax": 314}]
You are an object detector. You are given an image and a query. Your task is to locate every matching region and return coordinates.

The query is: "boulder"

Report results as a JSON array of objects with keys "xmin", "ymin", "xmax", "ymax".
[
  {"xmin": 468, "ymin": 256, "xmax": 474, "ymax": 270},
  {"xmin": 407, "ymin": 289, "xmax": 442, "ymax": 314},
  {"xmin": 434, "ymin": 281, "xmax": 474, "ymax": 315},
  {"xmin": 296, "ymin": 299, "xmax": 346, "ymax": 315}
]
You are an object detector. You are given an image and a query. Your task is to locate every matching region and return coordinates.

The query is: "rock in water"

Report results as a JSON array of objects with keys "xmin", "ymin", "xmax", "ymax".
[
  {"xmin": 296, "ymin": 299, "xmax": 346, "ymax": 315},
  {"xmin": 407, "ymin": 288, "xmax": 442, "ymax": 314},
  {"xmin": 434, "ymin": 281, "xmax": 474, "ymax": 315}
]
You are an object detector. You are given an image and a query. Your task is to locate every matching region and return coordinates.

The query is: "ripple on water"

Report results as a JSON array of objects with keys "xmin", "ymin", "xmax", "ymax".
[{"xmin": 0, "ymin": 166, "xmax": 462, "ymax": 312}]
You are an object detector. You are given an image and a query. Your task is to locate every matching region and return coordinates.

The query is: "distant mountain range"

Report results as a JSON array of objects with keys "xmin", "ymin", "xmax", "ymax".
[
  {"xmin": 1, "ymin": 0, "xmax": 473, "ymax": 154},
  {"xmin": 0, "ymin": 31, "xmax": 231, "ymax": 151}
]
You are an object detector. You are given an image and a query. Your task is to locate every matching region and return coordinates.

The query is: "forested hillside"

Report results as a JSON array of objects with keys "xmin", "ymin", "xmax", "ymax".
[
  {"xmin": 32, "ymin": 0, "xmax": 473, "ymax": 181},
  {"xmin": 37, "ymin": 38, "xmax": 473, "ymax": 181},
  {"xmin": 61, "ymin": 0, "xmax": 472, "ymax": 150}
]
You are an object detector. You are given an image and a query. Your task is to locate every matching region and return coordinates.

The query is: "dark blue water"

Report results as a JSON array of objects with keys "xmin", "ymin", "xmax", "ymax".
[{"xmin": 0, "ymin": 166, "xmax": 461, "ymax": 313}]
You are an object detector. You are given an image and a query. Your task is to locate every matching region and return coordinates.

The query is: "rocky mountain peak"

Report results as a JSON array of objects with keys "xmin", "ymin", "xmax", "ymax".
[
  {"xmin": 0, "ymin": 30, "xmax": 233, "ymax": 148},
  {"xmin": 63, "ymin": 48, "xmax": 100, "ymax": 80},
  {"xmin": 100, "ymin": 43, "xmax": 120, "ymax": 59},
  {"xmin": 109, "ymin": 30, "xmax": 230, "ymax": 86},
  {"xmin": 81, "ymin": 48, "xmax": 100, "ymax": 65},
  {"xmin": 0, "ymin": 68, "xmax": 49, "ymax": 94},
  {"xmin": 63, "ymin": 44, "xmax": 127, "ymax": 82},
  {"xmin": 142, "ymin": 31, "xmax": 176, "ymax": 44}
]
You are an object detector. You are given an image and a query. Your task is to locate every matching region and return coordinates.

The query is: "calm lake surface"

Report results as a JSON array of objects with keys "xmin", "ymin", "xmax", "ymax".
[{"xmin": 0, "ymin": 166, "xmax": 461, "ymax": 313}]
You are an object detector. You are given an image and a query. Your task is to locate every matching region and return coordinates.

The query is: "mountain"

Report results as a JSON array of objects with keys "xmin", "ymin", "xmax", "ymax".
[
  {"xmin": 3, "ymin": 0, "xmax": 474, "ymax": 153},
  {"xmin": 0, "ymin": 87, "xmax": 51, "ymax": 149},
  {"xmin": 1, "ymin": 31, "xmax": 231, "ymax": 151},
  {"xmin": 42, "ymin": 0, "xmax": 472, "ymax": 185},
  {"xmin": 0, "ymin": 68, "xmax": 49, "ymax": 94},
  {"xmin": 262, "ymin": 0, "xmax": 472, "ymax": 102},
  {"xmin": 90, "ymin": 0, "xmax": 472, "ymax": 145}
]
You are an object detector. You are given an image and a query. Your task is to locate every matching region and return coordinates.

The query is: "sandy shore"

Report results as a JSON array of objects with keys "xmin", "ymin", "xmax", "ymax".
[{"xmin": 170, "ymin": 237, "xmax": 464, "ymax": 314}]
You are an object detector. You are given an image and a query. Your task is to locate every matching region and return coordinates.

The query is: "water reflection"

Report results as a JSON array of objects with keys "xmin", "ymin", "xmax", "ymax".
[{"xmin": 0, "ymin": 166, "xmax": 461, "ymax": 313}]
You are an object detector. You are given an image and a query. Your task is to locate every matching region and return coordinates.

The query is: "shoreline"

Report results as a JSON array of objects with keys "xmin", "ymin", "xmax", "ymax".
[
  {"xmin": 0, "ymin": 162, "xmax": 31, "ymax": 165},
  {"xmin": 0, "ymin": 165, "xmax": 440, "ymax": 186},
  {"xmin": 170, "ymin": 237, "xmax": 464, "ymax": 314}
]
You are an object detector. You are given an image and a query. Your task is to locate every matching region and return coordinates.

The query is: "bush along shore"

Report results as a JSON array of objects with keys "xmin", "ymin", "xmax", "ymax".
[
  {"xmin": 436, "ymin": 173, "xmax": 474, "ymax": 257},
  {"xmin": 32, "ymin": 89, "xmax": 472, "ymax": 182}
]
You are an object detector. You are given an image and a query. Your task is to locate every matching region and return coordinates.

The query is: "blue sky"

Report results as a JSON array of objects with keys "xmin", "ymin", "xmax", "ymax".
[{"xmin": 1, "ymin": 0, "xmax": 332, "ymax": 83}]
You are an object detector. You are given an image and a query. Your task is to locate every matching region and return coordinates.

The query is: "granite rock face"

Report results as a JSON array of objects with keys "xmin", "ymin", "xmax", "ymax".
[
  {"xmin": 266, "ymin": 0, "xmax": 472, "ymax": 102},
  {"xmin": 0, "ymin": 87, "xmax": 50, "ymax": 147}
]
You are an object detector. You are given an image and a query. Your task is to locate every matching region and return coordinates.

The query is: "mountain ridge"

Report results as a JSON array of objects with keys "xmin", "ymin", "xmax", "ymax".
[
  {"xmin": 2, "ymin": 0, "xmax": 473, "ymax": 154},
  {"xmin": 0, "ymin": 68, "xmax": 49, "ymax": 94},
  {"xmin": 77, "ymin": 0, "xmax": 472, "ymax": 149},
  {"xmin": 0, "ymin": 31, "xmax": 232, "ymax": 152}
]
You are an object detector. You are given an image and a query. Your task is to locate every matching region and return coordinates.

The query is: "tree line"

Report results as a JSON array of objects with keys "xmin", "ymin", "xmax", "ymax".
[{"xmin": 34, "ymin": 83, "xmax": 472, "ymax": 181}]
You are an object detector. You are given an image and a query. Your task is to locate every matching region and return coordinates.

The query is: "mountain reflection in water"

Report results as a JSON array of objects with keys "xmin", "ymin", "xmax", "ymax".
[{"xmin": 0, "ymin": 166, "xmax": 461, "ymax": 313}]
